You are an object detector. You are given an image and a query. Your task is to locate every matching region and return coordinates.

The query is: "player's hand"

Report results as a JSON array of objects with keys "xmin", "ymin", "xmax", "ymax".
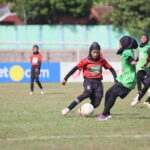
[
  {"xmin": 131, "ymin": 61, "xmax": 137, "ymax": 65},
  {"xmin": 141, "ymin": 65, "xmax": 146, "ymax": 68},
  {"xmin": 62, "ymin": 80, "xmax": 67, "ymax": 85},
  {"xmin": 35, "ymin": 68, "xmax": 39, "ymax": 72}
]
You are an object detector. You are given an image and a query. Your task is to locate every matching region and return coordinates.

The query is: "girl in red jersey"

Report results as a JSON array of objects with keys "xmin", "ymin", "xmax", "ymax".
[
  {"xmin": 61, "ymin": 42, "xmax": 117, "ymax": 116},
  {"xmin": 29, "ymin": 45, "xmax": 44, "ymax": 95}
]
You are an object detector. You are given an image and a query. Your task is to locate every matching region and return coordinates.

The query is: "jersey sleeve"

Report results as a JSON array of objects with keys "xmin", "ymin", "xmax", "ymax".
[
  {"xmin": 101, "ymin": 58, "xmax": 112, "ymax": 69},
  {"xmin": 122, "ymin": 50, "xmax": 134, "ymax": 61},
  {"xmin": 39, "ymin": 54, "xmax": 42, "ymax": 62},
  {"xmin": 76, "ymin": 58, "xmax": 87, "ymax": 70}
]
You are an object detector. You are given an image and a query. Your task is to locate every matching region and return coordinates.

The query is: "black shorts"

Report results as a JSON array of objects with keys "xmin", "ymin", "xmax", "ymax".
[
  {"xmin": 83, "ymin": 78, "xmax": 103, "ymax": 101},
  {"xmin": 31, "ymin": 66, "xmax": 40, "ymax": 79},
  {"xmin": 109, "ymin": 82, "xmax": 131, "ymax": 99},
  {"xmin": 137, "ymin": 70, "xmax": 146, "ymax": 80},
  {"xmin": 144, "ymin": 68, "xmax": 150, "ymax": 86}
]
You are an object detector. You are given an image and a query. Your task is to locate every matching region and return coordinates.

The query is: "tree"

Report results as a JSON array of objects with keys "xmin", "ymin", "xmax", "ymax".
[
  {"xmin": 49, "ymin": 0, "xmax": 94, "ymax": 23},
  {"xmin": 49, "ymin": 0, "xmax": 93, "ymax": 17},
  {"xmin": 4, "ymin": 0, "xmax": 95, "ymax": 24},
  {"xmin": 102, "ymin": 0, "xmax": 150, "ymax": 36}
]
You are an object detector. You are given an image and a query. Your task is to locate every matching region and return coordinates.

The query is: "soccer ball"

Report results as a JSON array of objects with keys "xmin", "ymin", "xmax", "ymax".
[{"xmin": 81, "ymin": 103, "xmax": 94, "ymax": 116}]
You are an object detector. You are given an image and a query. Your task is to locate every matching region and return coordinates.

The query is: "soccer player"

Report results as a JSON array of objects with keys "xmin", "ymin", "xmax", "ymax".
[
  {"xmin": 61, "ymin": 42, "xmax": 117, "ymax": 116},
  {"xmin": 29, "ymin": 45, "xmax": 44, "ymax": 95},
  {"xmin": 97, "ymin": 36, "xmax": 138, "ymax": 120},
  {"xmin": 131, "ymin": 34, "xmax": 150, "ymax": 104},
  {"xmin": 130, "ymin": 49, "xmax": 150, "ymax": 108}
]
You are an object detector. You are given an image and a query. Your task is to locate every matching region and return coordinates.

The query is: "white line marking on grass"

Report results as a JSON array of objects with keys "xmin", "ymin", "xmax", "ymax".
[{"xmin": 0, "ymin": 134, "xmax": 150, "ymax": 141}]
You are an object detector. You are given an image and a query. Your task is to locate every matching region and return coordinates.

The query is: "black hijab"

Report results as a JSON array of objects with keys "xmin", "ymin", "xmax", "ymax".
[
  {"xmin": 33, "ymin": 45, "xmax": 39, "ymax": 55},
  {"xmin": 140, "ymin": 34, "xmax": 149, "ymax": 47},
  {"xmin": 117, "ymin": 36, "xmax": 138, "ymax": 55},
  {"xmin": 88, "ymin": 42, "xmax": 101, "ymax": 61}
]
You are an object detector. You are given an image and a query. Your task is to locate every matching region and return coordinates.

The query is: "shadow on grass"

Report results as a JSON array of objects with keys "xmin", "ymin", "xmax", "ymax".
[{"xmin": 87, "ymin": 113, "xmax": 150, "ymax": 120}]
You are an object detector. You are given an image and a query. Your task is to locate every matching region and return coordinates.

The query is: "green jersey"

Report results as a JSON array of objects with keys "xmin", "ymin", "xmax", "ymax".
[
  {"xmin": 117, "ymin": 49, "xmax": 136, "ymax": 89},
  {"xmin": 137, "ymin": 44, "xmax": 150, "ymax": 71}
]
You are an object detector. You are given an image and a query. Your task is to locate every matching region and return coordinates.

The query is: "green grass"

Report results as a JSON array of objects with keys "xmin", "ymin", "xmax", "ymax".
[{"xmin": 0, "ymin": 82, "xmax": 150, "ymax": 150}]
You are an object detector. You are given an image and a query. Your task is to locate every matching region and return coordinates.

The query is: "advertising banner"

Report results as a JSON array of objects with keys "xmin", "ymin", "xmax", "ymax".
[
  {"xmin": 60, "ymin": 62, "xmax": 121, "ymax": 82},
  {"xmin": 0, "ymin": 63, "xmax": 60, "ymax": 82}
]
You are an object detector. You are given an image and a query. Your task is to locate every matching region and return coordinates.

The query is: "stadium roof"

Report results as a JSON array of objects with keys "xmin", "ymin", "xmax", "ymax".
[{"xmin": 0, "ymin": 4, "xmax": 22, "ymax": 25}]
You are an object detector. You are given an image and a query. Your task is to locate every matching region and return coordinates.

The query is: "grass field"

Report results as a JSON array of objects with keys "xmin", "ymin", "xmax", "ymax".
[{"xmin": 0, "ymin": 82, "xmax": 150, "ymax": 150}]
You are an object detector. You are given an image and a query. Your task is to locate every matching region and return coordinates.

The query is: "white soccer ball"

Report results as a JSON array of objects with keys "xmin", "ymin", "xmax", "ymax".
[{"xmin": 81, "ymin": 103, "xmax": 94, "ymax": 116}]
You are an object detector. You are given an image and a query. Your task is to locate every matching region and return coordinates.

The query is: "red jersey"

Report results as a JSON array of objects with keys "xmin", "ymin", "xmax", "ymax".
[
  {"xmin": 30, "ymin": 53, "xmax": 42, "ymax": 66},
  {"xmin": 77, "ymin": 57, "xmax": 111, "ymax": 79}
]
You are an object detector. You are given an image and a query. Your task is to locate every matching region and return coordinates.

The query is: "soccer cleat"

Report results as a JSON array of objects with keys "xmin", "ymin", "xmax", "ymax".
[
  {"xmin": 76, "ymin": 108, "xmax": 83, "ymax": 116},
  {"xmin": 143, "ymin": 101, "xmax": 149, "ymax": 105},
  {"xmin": 143, "ymin": 102, "xmax": 150, "ymax": 108},
  {"xmin": 107, "ymin": 114, "xmax": 112, "ymax": 119},
  {"xmin": 41, "ymin": 90, "xmax": 44, "ymax": 95},
  {"xmin": 96, "ymin": 114, "xmax": 109, "ymax": 121},
  {"xmin": 61, "ymin": 108, "xmax": 70, "ymax": 116},
  {"xmin": 29, "ymin": 91, "xmax": 33, "ymax": 95},
  {"xmin": 130, "ymin": 94, "xmax": 140, "ymax": 107}
]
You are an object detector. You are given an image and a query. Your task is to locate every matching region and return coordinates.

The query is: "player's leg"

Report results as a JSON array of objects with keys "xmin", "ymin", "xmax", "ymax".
[
  {"xmin": 104, "ymin": 84, "xmax": 116, "ymax": 110},
  {"xmin": 131, "ymin": 83, "xmax": 150, "ymax": 107},
  {"xmin": 90, "ymin": 82, "xmax": 103, "ymax": 108},
  {"xmin": 137, "ymin": 70, "xmax": 146, "ymax": 93},
  {"xmin": 134, "ymin": 70, "xmax": 146, "ymax": 101},
  {"xmin": 35, "ymin": 69, "xmax": 44, "ymax": 94},
  {"xmin": 29, "ymin": 68, "xmax": 35, "ymax": 95},
  {"xmin": 61, "ymin": 79, "xmax": 92, "ymax": 116},
  {"xmin": 97, "ymin": 90, "xmax": 118, "ymax": 120},
  {"xmin": 144, "ymin": 70, "xmax": 150, "ymax": 103},
  {"xmin": 102, "ymin": 91, "xmax": 118, "ymax": 116},
  {"xmin": 144, "ymin": 97, "xmax": 150, "ymax": 108},
  {"xmin": 131, "ymin": 70, "xmax": 149, "ymax": 107},
  {"xmin": 97, "ymin": 83, "xmax": 130, "ymax": 120}
]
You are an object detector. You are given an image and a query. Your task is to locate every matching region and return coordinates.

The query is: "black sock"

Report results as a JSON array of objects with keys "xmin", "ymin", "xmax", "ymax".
[
  {"xmin": 102, "ymin": 93, "xmax": 118, "ymax": 116},
  {"xmin": 138, "ymin": 85, "xmax": 149, "ymax": 101},
  {"xmin": 36, "ymin": 81, "xmax": 43, "ymax": 89},
  {"xmin": 31, "ymin": 82, "xmax": 34, "ymax": 92},
  {"xmin": 68, "ymin": 98, "xmax": 80, "ymax": 110}
]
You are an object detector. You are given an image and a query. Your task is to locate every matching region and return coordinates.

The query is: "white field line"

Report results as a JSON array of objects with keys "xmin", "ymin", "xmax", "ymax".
[{"xmin": 0, "ymin": 134, "xmax": 150, "ymax": 141}]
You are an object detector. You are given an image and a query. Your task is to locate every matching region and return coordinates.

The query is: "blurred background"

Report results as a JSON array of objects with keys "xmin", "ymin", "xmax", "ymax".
[{"xmin": 0, "ymin": 0, "xmax": 149, "ymax": 63}]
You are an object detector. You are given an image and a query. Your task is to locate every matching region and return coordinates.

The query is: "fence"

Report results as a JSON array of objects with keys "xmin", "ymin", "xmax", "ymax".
[
  {"xmin": 0, "ymin": 41, "xmax": 119, "ymax": 62},
  {"xmin": 0, "ymin": 25, "xmax": 128, "ymax": 49}
]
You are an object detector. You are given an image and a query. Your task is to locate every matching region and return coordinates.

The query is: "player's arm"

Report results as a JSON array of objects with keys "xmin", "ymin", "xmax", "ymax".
[
  {"xmin": 62, "ymin": 59, "xmax": 86, "ymax": 85},
  {"xmin": 102, "ymin": 58, "xmax": 117, "ymax": 82},
  {"xmin": 127, "ymin": 56, "xmax": 137, "ymax": 65},
  {"xmin": 36, "ymin": 54, "xmax": 42, "ymax": 72},
  {"xmin": 38, "ymin": 62, "xmax": 41, "ymax": 70},
  {"xmin": 142, "ymin": 61, "xmax": 149, "ymax": 68},
  {"xmin": 142, "ymin": 48, "xmax": 150, "ymax": 68},
  {"xmin": 108, "ymin": 67, "xmax": 117, "ymax": 82},
  {"xmin": 62, "ymin": 66, "xmax": 78, "ymax": 85}
]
